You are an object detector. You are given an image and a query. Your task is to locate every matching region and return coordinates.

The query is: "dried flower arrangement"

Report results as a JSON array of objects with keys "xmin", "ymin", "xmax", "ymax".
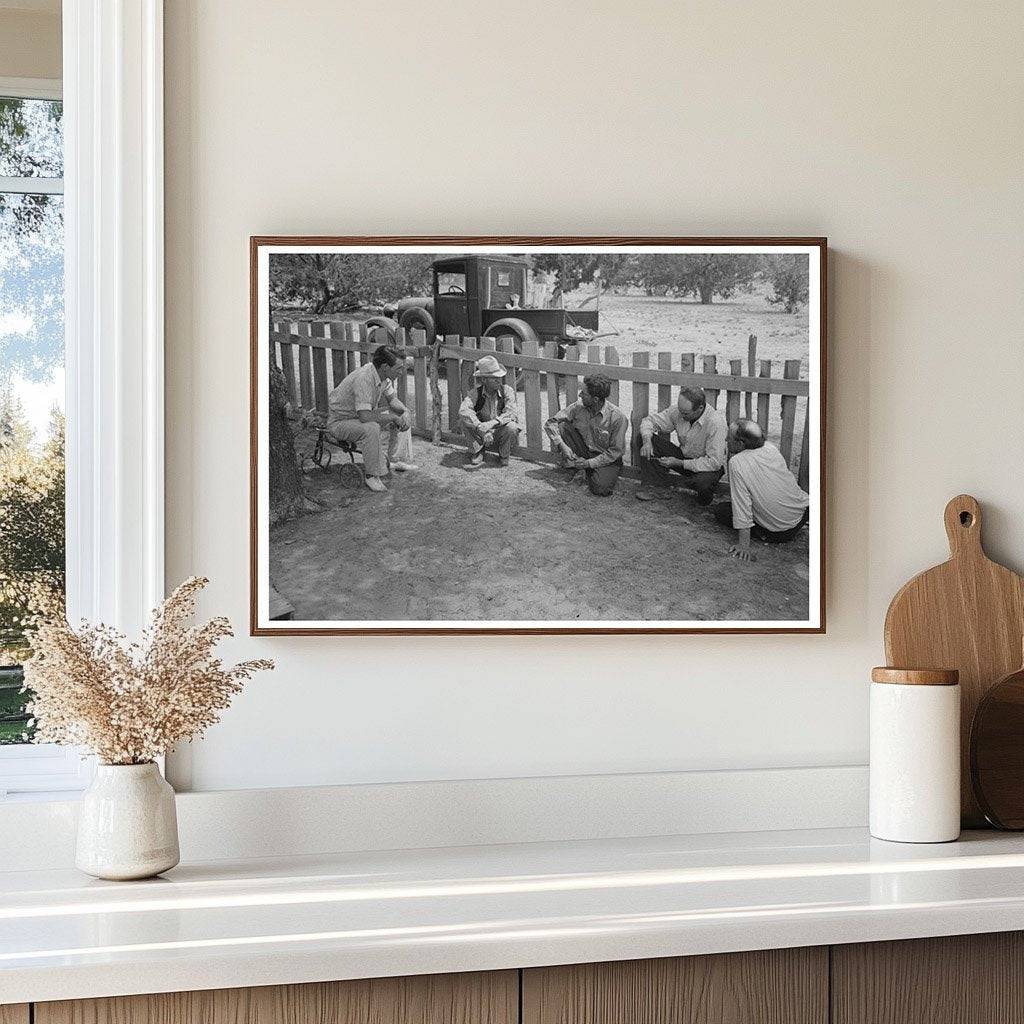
[{"xmin": 22, "ymin": 577, "xmax": 273, "ymax": 765}]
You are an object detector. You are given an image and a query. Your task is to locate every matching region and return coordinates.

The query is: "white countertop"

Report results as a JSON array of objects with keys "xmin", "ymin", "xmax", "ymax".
[{"xmin": 4, "ymin": 826, "xmax": 1024, "ymax": 1004}]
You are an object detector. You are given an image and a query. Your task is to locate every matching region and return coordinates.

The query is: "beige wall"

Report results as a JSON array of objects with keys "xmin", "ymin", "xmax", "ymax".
[
  {"xmin": 164, "ymin": 1, "xmax": 1024, "ymax": 792},
  {"xmin": 0, "ymin": 7, "xmax": 60, "ymax": 80}
]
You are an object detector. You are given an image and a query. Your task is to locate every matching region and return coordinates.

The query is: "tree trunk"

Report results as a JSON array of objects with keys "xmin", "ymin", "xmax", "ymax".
[
  {"xmin": 268, "ymin": 356, "xmax": 308, "ymax": 525},
  {"xmin": 699, "ymin": 283, "xmax": 714, "ymax": 304}
]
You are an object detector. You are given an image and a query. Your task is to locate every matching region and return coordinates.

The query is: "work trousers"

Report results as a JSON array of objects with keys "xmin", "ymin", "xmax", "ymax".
[
  {"xmin": 558, "ymin": 423, "xmax": 622, "ymax": 497},
  {"xmin": 713, "ymin": 501, "xmax": 810, "ymax": 543},
  {"xmin": 463, "ymin": 420, "xmax": 520, "ymax": 459},
  {"xmin": 328, "ymin": 418, "xmax": 399, "ymax": 477},
  {"xmin": 639, "ymin": 433, "xmax": 724, "ymax": 505}
]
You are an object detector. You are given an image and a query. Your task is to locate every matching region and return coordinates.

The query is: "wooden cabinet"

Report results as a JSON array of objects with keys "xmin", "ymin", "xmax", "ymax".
[
  {"xmin": 522, "ymin": 948, "xmax": 828, "ymax": 1024},
  {"xmin": 34, "ymin": 971, "xmax": 517, "ymax": 1024},
  {"xmin": 22, "ymin": 932, "xmax": 1024, "ymax": 1024},
  {"xmin": 832, "ymin": 932, "xmax": 1024, "ymax": 1024}
]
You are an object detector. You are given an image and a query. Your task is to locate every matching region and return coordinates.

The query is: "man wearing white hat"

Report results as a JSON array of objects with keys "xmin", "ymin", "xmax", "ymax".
[{"xmin": 457, "ymin": 355, "xmax": 521, "ymax": 466}]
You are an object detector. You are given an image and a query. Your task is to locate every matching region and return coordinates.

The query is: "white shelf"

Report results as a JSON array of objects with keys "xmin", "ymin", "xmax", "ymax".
[{"xmin": 4, "ymin": 827, "xmax": 1024, "ymax": 1004}]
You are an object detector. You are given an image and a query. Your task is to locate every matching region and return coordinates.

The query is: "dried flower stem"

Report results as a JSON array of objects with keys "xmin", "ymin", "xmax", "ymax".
[{"xmin": 23, "ymin": 577, "xmax": 273, "ymax": 765}]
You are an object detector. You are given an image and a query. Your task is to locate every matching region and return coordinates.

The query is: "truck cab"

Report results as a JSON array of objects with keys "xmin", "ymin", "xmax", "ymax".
[
  {"xmin": 381, "ymin": 254, "xmax": 600, "ymax": 358},
  {"xmin": 432, "ymin": 255, "xmax": 528, "ymax": 338}
]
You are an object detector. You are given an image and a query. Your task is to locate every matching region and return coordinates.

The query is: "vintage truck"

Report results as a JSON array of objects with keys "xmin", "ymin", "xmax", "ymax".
[{"xmin": 373, "ymin": 254, "xmax": 600, "ymax": 357}]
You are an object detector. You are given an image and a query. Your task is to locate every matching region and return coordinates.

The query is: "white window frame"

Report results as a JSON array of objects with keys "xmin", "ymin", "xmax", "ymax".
[{"xmin": 0, "ymin": 0, "xmax": 165, "ymax": 799}]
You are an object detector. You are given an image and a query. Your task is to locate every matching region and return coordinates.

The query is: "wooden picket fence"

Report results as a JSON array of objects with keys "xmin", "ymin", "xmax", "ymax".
[{"xmin": 271, "ymin": 320, "xmax": 812, "ymax": 490}]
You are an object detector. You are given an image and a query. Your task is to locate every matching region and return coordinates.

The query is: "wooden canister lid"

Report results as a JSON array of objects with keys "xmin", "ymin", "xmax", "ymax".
[{"xmin": 871, "ymin": 666, "xmax": 960, "ymax": 686}]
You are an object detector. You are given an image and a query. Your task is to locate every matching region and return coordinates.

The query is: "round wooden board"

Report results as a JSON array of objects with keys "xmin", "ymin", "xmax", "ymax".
[{"xmin": 970, "ymin": 664, "xmax": 1024, "ymax": 829}]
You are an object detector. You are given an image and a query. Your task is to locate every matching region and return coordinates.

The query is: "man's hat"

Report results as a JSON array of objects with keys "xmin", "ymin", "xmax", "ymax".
[{"xmin": 473, "ymin": 355, "xmax": 506, "ymax": 378}]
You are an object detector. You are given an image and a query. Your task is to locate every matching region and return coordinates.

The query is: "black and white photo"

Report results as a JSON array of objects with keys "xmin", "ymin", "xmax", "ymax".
[{"xmin": 251, "ymin": 238, "xmax": 825, "ymax": 634}]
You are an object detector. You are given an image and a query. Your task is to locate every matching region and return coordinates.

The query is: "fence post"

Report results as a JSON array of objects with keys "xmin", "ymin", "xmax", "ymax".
[
  {"xmin": 632, "ymin": 351, "xmax": 650, "ymax": 420},
  {"xmin": 412, "ymin": 328, "xmax": 428, "ymax": 433},
  {"xmin": 496, "ymin": 335, "xmax": 516, "ymax": 392},
  {"xmin": 797, "ymin": 405, "xmax": 811, "ymax": 492},
  {"xmin": 297, "ymin": 321, "xmax": 314, "ymax": 410},
  {"xmin": 445, "ymin": 334, "xmax": 462, "ymax": 430},
  {"xmin": 394, "ymin": 327, "xmax": 408, "ymax": 408},
  {"xmin": 357, "ymin": 323, "xmax": 370, "ymax": 366},
  {"xmin": 680, "ymin": 353, "xmax": 695, "ymax": 377},
  {"xmin": 309, "ymin": 321, "xmax": 330, "ymax": 414},
  {"xmin": 522, "ymin": 338, "xmax": 542, "ymax": 457},
  {"xmin": 745, "ymin": 334, "xmax": 757, "ymax": 419},
  {"xmin": 756, "ymin": 359, "xmax": 772, "ymax": 435},
  {"xmin": 780, "ymin": 359, "xmax": 801, "ymax": 467},
  {"xmin": 429, "ymin": 336, "xmax": 443, "ymax": 443},
  {"xmin": 604, "ymin": 345, "xmax": 620, "ymax": 406},
  {"xmin": 277, "ymin": 320, "xmax": 298, "ymax": 407},
  {"xmin": 345, "ymin": 321, "xmax": 359, "ymax": 377},
  {"xmin": 327, "ymin": 322, "xmax": 345, "ymax": 389},
  {"xmin": 544, "ymin": 342, "xmax": 560, "ymax": 445},
  {"xmin": 563, "ymin": 345, "xmax": 580, "ymax": 405},
  {"xmin": 657, "ymin": 351, "xmax": 672, "ymax": 413},
  {"xmin": 702, "ymin": 354, "xmax": 718, "ymax": 408},
  {"xmin": 726, "ymin": 359, "xmax": 742, "ymax": 425}
]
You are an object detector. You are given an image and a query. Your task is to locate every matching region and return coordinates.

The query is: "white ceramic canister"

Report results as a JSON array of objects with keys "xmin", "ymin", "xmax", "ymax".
[
  {"xmin": 869, "ymin": 667, "xmax": 961, "ymax": 843},
  {"xmin": 76, "ymin": 762, "xmax": 180, "ymax": 880}
]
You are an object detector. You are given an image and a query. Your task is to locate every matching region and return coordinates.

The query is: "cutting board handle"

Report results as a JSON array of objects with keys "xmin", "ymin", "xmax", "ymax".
[{"xmin": 944, "ymin": 494, "xmax": 983, "ymax": 558}]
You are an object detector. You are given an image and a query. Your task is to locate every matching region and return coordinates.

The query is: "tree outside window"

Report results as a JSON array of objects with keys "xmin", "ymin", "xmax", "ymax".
[{"xmin": 0, "ymin": 94, "xmax": 65, "ymax": 745}]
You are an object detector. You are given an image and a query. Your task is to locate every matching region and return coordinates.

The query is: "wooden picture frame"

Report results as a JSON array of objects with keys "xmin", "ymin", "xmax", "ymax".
[{"xmin": 251, "ymin": 237, "xmax": 827, "ymax": 635}]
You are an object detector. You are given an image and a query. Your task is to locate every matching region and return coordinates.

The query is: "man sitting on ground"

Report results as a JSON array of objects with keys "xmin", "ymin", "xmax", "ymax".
[
  {"xmin": 326, "ymin": 345, "xmax": 415, "ymax": 493},
  {"xmin": 544, "ymin": 374, "xmax": 628, "ymax": 497},
  {"xmin": 715, "ymin": 418, "xmax": 810, "ymax": 561},
  {"xmin": 458, "ymin": 355, "xmax": 521, "ymax": 467},
  {"xmin": 636, "ymin": 385, "xmax": 727, "ymax": 506}
]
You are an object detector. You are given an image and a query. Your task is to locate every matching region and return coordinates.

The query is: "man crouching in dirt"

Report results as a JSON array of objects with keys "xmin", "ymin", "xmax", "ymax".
[
  {"xmin": 458, "ymin": 355, "xmax": 521, "ymax": 467},
  {"xmin": 714, "ymin": 419, "xmax": 810, "ymax": 562},
  {"xmin": 635, "ymin": 385, "xmax": 728, "ymax": 506},
  {"xmin": 326, "ymin": 345, "xmax": 415, "ymax": 493},
  {"xmin": 544, "ymin": 374, "xmax": 628, "ymax": 497}
]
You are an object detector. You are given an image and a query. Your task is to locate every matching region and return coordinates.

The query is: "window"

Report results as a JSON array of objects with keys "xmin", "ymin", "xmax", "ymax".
[
  {"xmin": 435, "ymin": 270, "xmax": 467, "ymax": 295},
  {"xmin": 0, "ymin": 82, "xmax": 82, "ymax": 796}
]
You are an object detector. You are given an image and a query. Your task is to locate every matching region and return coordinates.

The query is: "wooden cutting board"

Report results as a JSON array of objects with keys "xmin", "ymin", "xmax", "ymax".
[{"xmin": 884, "ymin": 494, "xmax": 1024, "ymax": 826}]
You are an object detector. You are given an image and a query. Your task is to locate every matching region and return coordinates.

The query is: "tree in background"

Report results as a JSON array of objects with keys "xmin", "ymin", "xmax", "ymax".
[
  {"xmin": 0, "ymin": 396, "xmax": 65, "ymax": 712},
  {"xmin": 764, "ymin": 253, "xmax": 810, "ymax": 313},
  {"xmin": 635, "ymin": 253, "xmax": 761, "ymax": 304},
  {"xmin": 270, "ymin": 253, "xmax": 433, "ymax": 313},
  {"xmin": 529, "ymin": 253, "xmax": 641, "ymax": 303}
]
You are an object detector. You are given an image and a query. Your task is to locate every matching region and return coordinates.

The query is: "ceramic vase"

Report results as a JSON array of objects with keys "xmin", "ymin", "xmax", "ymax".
[{"xmin": 76, "ymin": 762, "xmax": 180, "ymax": 880}]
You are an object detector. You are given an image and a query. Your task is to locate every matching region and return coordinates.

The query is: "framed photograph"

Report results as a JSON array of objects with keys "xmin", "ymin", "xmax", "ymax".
[{"xmin": 251, "ymin": 237, "xmax": 826, "ymax": 635}]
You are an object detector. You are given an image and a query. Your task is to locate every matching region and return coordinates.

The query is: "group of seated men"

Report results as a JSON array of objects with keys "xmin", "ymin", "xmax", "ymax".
[{"xmin": 324, "ymin": 345, "xmax": 810, "ymax": 558}]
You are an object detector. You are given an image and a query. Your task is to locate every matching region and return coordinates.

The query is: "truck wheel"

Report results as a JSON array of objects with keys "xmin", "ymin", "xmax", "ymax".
[
  {"xmin": 484, "ymin": 318, "xmax": 541, "ymax": 391},
  {"xmin": 399, "ymin": 306, "xmax": 435, "ymax": 342},
  {"xmin": 364, "ymin": 316, "xmax": 397, "ymax": 346}
]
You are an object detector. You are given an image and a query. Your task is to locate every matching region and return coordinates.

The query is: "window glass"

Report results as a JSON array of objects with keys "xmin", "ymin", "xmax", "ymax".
[
  {"xmin": 0, "ymin": 97, "xmax": 65, "ymax": 747},
  {"xmin": 0, "ymin": 98, "xmax": 63, "ymax": 178},
  {"xmin": 436, "ymin": 271, "xmax": 466, "ymax": 295},
  {"xmin": 488, "ymin": 265, "xmax": 524, "ymax": 309}
]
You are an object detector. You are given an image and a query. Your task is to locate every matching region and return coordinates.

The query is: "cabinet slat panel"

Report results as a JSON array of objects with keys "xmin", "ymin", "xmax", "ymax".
[
  {"xmin": 523, "ymin": 948, "xmax": 827, "ymax": 1024},
  {"xmin": 832, "ymin": 932, "xmax": 1024, "ymax": 1024},
  {"xmin": 0, "ymin": 1006, "xmax": 29, "ymax": 1024},
  {"xmin": 36, "ymin": 971, "xmax": 517, "ymax": 1024}
]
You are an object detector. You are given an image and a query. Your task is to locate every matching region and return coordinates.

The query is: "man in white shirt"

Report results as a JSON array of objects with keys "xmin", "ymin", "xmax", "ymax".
[
  {"xmin": 327, "ymin": 346, "xmax": 415, "ymax": 492},
  {"xmin": 716, "ymin": 419, "xmax": 810, "ymax": 561},
  {"xmin": 636, "ymin": 386, "xmax": 728, "ymax": 505}
]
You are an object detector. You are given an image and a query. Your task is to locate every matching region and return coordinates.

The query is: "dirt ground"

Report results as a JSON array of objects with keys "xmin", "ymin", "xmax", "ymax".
[{"xmin": 270, "ymin": 432, "xmax": 810, "ymax": 624}]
